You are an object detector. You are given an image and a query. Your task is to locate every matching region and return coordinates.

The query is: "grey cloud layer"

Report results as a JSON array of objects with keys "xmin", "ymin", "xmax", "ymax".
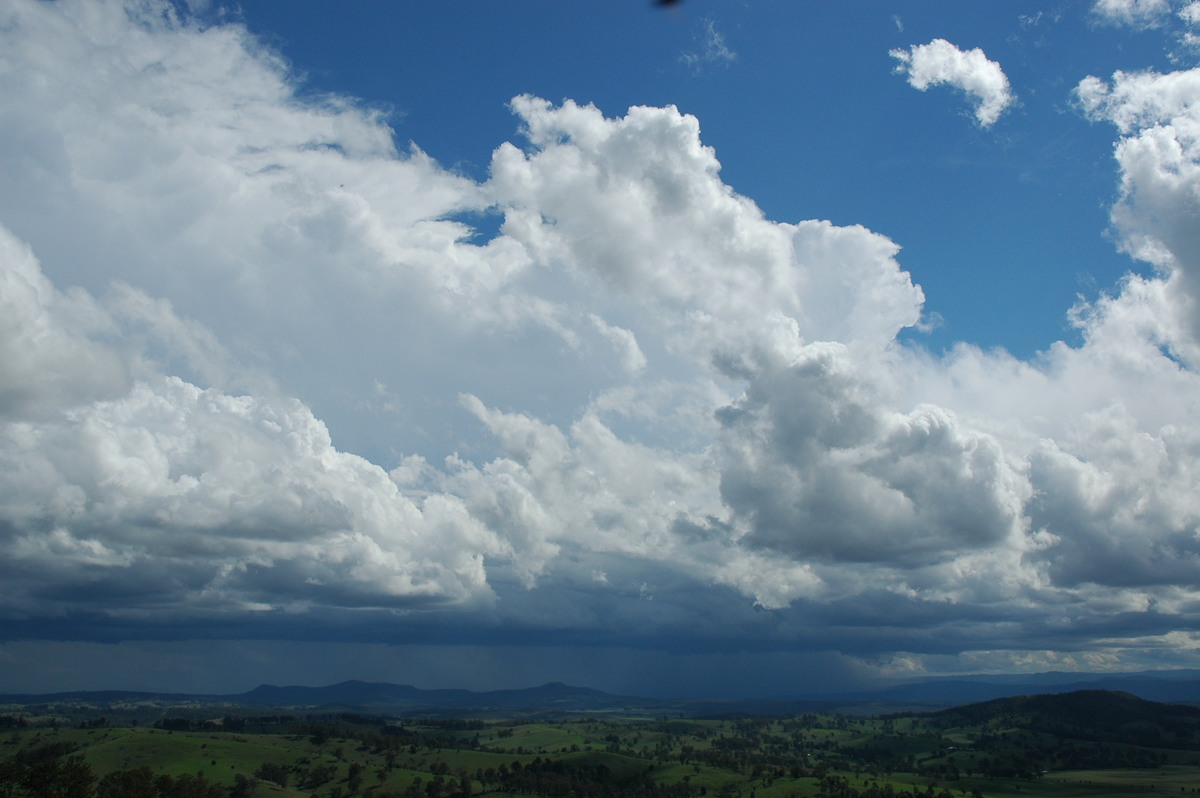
[{"xmin": 3, "ymin": 0, "xmax": 1200, "ymax": 673}]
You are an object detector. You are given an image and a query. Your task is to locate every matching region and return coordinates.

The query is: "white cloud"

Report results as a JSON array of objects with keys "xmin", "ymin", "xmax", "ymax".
[
  {"xmin": 0, "ymin": 232, "xmax": 129, "ymax": 419},
  {"xmin": 0, "ymin": 0, "xmax": 549, "ymax": 463},
  {"xmin": 1092, "ymin": 0, "xmax": 1174, "ymax": 27},
  {"xmin": 589, "ymin": 314, "xmax": 647, "ymax": 375},
  {"xmin": 890, "ymin": 38, "xmax": 1015, "ymax": 127},
  {"xmin": 1076, "ymin": 68, "xmax": 1200, "ymax": 133},
  {"xmin": 1076, "ymin": 67, "xmax": 1200, "ymax": 361},
  {"xmin": 680, "ymin": 18, "xmax": 737, "ymax": 73},
  {"xmin": 491, "ymin": 95, "xmax": 925, "ymax": 376},
  {"xmin": 0, "ymin": 223, "xmax": 502, "ymax": 619}
]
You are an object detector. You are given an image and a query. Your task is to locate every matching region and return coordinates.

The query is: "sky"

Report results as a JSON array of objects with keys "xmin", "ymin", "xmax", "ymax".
[{"xmin": 2, "ymin": 0, "xmax": 1200, "ymax": 699}]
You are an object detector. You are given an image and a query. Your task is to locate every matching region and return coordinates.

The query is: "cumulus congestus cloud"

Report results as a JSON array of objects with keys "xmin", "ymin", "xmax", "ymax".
[
  {"xmin": 3, "ymin": 0, "xmax": 1200, "ymax": 678},
  {"xmin": 0, "ymin": 225, "xmax": 503, "ymax": 621}
]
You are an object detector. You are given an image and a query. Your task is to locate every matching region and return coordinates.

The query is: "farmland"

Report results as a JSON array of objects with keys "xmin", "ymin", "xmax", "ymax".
[{"xmin": 2, "ymin": 690, "xmax": 1200, "ymax": 796}]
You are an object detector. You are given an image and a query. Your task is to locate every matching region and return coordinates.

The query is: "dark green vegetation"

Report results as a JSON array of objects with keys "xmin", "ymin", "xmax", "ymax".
[{"xmin": 2, "ymin": 690, "xmax": 1200, "ymax": 797}]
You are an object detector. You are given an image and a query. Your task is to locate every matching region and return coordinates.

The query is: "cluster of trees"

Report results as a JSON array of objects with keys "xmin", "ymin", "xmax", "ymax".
[
  {"xmin": 915, "ymin": 730, "xmax": 1171, "ymax": 780},
  {"xmin": 153, "ymin": 716, "xmax": 296, "ymax": 732},
  {"xmin": 0, "ymin": 757, "xmax": 225, "ymax": 798},
  {"xmin": 372, "ymin": 757, "xmax": 699, "ymax": 798},
  {"xmin": 813, "ymin": 776, "xmax": 983, "ymax": 798}
]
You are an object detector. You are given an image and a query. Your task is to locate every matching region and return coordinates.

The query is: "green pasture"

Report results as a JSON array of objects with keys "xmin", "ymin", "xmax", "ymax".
[
  {"xmin": 1038, "ymin": 766, "xmax": 1200, "ymax": 797},
  {"xmin": 6, "ymin": 694, "xmax": 1200, "ymax": 798}
]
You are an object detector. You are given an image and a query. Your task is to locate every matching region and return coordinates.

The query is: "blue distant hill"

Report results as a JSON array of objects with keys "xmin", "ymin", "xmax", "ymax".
[{"xmin": 3, "ymin": 670, "xmax": 1200, "ymax": 715}]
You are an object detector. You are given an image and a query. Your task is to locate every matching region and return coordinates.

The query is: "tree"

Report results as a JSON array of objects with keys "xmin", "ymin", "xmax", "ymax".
[
  {"xmin": 22, "ymin": 755, "xmax": 96, "ymax": 798},
  {"xmin": 96, "ymin": 767, "xmax": 157, "ymax": 798},
  {"xmin": 156, "ymin": 773, "xmax": 224, "ymax": 798},
  {"xmin": 227, "ymin": 774, "xmax": 254, "ymax": 798},
  {"xmin": 253, "ymin": 762, "xmax": 288, "ymax": 789}
]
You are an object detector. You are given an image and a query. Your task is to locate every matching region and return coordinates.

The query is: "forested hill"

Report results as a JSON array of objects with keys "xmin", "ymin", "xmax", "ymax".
[{"xmin": 921, "ymin": 689, "xmax": 1200, "ymax": 748}]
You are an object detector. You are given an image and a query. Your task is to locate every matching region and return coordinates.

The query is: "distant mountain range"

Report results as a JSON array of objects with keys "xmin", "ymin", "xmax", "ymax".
[{"xmin": 4, "ymin": 669, "xmax": 1200, "ymax": 717}]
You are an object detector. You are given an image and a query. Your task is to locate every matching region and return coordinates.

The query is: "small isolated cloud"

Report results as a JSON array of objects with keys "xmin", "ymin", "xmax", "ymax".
[
  {"xmin": 890, "ymin": 38, "xmax": 1015, "ymax": 127},
  {"xmin": 680, "ymin": 18, "xmax": 737, "ymax": 72},
  {"xmin": 1092, "ymin": 0, "xmax": 1174, "ymax": 27}
]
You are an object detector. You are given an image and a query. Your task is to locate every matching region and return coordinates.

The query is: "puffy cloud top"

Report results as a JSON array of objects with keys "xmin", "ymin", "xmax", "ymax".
[
  {"xmin": 0, "ymin": 225, "xmax": 506, "ymax": 622},
  {"xmin": 492, "ymin": 95, "xmax": 925, "ymax": 374},
  {"xmin": 1077, "ymin": 67, "xmax": 1200, "ymax": 361}
]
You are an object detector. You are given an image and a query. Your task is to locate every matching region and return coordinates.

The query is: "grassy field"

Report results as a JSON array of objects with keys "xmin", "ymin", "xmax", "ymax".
[{"xmin": 4, "ymin": 691, "xmax": 1200, "ymax": 796}]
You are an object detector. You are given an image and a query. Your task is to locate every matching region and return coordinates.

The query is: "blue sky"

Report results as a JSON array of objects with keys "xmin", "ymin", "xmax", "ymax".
[{"xmin": 2, "ymin": 0, "xmax": 1200, "ymax": 697}]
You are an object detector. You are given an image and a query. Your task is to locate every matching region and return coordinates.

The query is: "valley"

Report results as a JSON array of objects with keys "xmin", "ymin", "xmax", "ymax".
[{"xmin": 2, "ymin": 688, "xmax": 1200, "ymax": 797}]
